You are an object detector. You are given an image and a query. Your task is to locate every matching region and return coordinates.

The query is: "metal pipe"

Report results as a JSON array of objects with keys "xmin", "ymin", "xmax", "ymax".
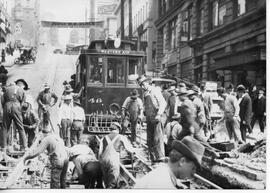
[{"xmin": 194, "ymin": 174, "xmax": 223, "ymax": 189}]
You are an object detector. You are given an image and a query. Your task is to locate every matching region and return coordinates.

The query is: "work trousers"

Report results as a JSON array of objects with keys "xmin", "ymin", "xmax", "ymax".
[
  {"xmin": 71, "ymin": 121, "xmax": 84, "ymax": 146},
  {"xmin": 146, "ymin": 121, "xmax": 165, "ymax": 162},
  {"xmin": 251, "ymin": 115, "xmax": 265, "ymax": 133},
  {"xmin": 101, "ymin": 160, "xmax": 119, "ymax": 188},
  {"xmin": 24, "ymin": 128, "xmax": 35, "ymax": 147},
  {"xmin": 50, "ymin": 159, "xmax": 69, "ymax": 189},
  {"xmin": 81, "ymin": 161, "xmax": 103, "ymax": 189},
  {"xmin": 225, "ymin": 117, "xmax": 242, "ymax": 143},
  {"xmin": 3, "ymin": 105, "xmax": 27, "ymax": 149},
  {"xmin": 60, "ymin": 119, "xmax": 72, "ymax": 147},
  {"xmin": 130, "ymin": 121, "xmax": 137, "ymax": 143}
]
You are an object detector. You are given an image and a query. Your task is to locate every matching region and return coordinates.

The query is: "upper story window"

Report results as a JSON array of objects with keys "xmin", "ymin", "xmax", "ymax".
[
  {"xmin": 198, "ymin": 2, "xmax": 204, "ymax": 35},
  {"xmin": 211, "ymin": 0, "xmax": 226, "ymax": 29},
  {"xmin": 180, "ymin": 8, "xmax": 192, "ymax": 42},
  {"xmin": 159, "ymin": 0, "xmax": 168, "ymax": 16},
  {"xmin": 236, "ymin": 0, "xmax": 257, "ymax": 17},
  {"xmin": 169, "ymin": 17, "xmax": 177, "ymax": 50}
]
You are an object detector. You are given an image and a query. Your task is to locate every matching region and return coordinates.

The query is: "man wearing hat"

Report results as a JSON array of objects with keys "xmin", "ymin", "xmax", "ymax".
[
  {"xmin": 2, "ymin": 82, "xmax": 27, "ymax": 151},
  {"xmin": 59, "ymin": 84, "xmax": 84, "ymax": 107},
  {"xmin": 164, "ymin": 113, "xmax": 183, "ymax": 155},
  {"xmin": 71, "ymin": 98, "xmax": 85, "ymax": 146},
  {"xmin": 21, "ymin": 102, "xmax": 39, "ymax": 147},
  {"xmin": 98, "ymin": 122, "xmax": 135, "ymax": 188},
  {"xmin": 217, "ymin": 87, "xmax": 242, "ymax": 145},
  {"xmin": 137, "ymin": 75, "xmax": 167, "ymax": 163},
  {"xmin": 167, "ymin": 86, "xmax": 178, "ymax": 122},
  {"xmin": 58, "ymin": 94, "xmax": 73, "ymax": 147},
  {"xmin": 23, "ymin": 122, "xmax": 69, "ymax": 189},
  {"xmin": 37, "ymin": 82, "xmax": 58, "ymax": 120},
  {"xmin": 134, "ymin": 136, "xmax": 205, "ymax": 189},
  {"xmin": 187, "ymin": 88, "xmax": 206, "ymax": 137},
  {"xmin": 237, "ymin": 85, "xmax": 252, "ymax": 142},
  {"xmin": 121, "ymin": 89, "xmax": 144, "ymax": 144},
  {"xmin": 251, "ymin": 88, "xmax": 266, "ymax": 133}
]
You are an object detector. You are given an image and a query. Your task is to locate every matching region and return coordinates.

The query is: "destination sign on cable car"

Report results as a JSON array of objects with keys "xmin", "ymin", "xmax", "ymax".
[{"xmin": 101, "ymin": 49, "xmax": 130, "ymax": 55}]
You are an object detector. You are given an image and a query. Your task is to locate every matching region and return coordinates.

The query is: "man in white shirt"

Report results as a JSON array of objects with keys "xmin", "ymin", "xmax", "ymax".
[
  {"xmin": 71, "ymin": 99, "xmax": 85, "ymax": 146},
  {"xmin": 58, "ymin": 94, "xmax": 73, "ymax": 147},
  {"xmin": 137, "ymin": 76, "xmax": 167, "ymax": 164},
  {"xmin": 134, "ymin": 136, "xmax": 205, "ymax": 189}
]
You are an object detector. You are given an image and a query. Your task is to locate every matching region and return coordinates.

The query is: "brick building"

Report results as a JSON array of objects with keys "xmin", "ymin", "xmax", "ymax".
[
  {"xmin": 189, "ymin": 0, "xmax": 266, "ymax": 88},
  {"xmin": 0, "ymin": 0, "xmax": 12, "ymax": 48},
  {"xmin": 155, "ymin": 0, "xmax": 266, "ymax": 88}
]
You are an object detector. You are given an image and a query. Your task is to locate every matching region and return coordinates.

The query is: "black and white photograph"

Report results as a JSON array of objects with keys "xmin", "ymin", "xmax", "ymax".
[{"xmin": 0, "ymin": 0, "xmax": 267, "ymax": 190}]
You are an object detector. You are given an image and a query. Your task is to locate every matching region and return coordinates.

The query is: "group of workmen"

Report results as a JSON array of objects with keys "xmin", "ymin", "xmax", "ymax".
[{"xmin": 0, "ymin": 74, "xmax": 266, "ymax": 189}]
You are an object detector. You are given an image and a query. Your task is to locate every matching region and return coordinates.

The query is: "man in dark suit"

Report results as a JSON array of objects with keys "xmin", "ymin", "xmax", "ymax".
[
  {"xmin": 237, "ymin": 85, "xmax": 252, "ymax": 142},
  {"xmin": 251, "ymin": 89, "xmax": 266, "ymax": 133}
]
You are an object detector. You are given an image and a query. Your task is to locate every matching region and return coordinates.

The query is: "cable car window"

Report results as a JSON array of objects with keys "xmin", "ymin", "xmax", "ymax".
[
  {"xmin": 128, "ymin": 58, "xmax": 141, "ymax": 85},
  {"xmin": 89, "ymin": 57, "xmax": 103, "ymax": 84},
  {"xmin": 107, "ymin": 58, "xmax": 125, "ymax": 84}
]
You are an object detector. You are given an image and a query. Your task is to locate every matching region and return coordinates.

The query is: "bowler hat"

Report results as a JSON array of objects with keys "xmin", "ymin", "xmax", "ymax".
[
  {"xmin": 130, "ymin": 89, "xmax": 139, "ymax": 98},
  {"xmin": 172, "ymin": 113, "xmax": 181, "ymax": 120},
  {"xmin": 237, "ymin": 85, "xmax": 246, "ymax": 92},
  {"xmin": 172, "ymin": 136, "xmax": 205, "ymax": 169},
  {"xmin": 15, "ymin": 79, "xmax": 29, "ymax": 90},
  {"xmin": 137, "ymin": 75, "xmax": 151, "ymax": 85},
  {"xmin": 73, "ymin": 98, "xmax": 81, "ymax": 105}
]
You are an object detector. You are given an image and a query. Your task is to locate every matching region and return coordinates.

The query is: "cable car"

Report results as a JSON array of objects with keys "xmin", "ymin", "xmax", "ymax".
[{"xmin": 75, "ymin": 39, "xmax": 146, "ymax": 135}]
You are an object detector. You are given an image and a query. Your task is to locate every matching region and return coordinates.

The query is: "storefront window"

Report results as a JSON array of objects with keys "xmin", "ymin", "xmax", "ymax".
[
  {"xmin": 107, "ymin": 58, "xmax": 125, "ymax": 84},
  {"xmin": 89, "ymin": 57, "xmax": 103, "ymax": 84}
]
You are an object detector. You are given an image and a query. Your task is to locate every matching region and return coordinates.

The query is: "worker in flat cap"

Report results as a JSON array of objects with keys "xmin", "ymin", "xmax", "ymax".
[
  {"xmin": 137, "ymin": 75, "xmax": 167, "ymax": 164},
  {"xmin": 236, "ymin": 85, "xmax": 252, "ymax": 142},
  {"xmin": 134, "ymin": 136, "xmax": 205, "ymax": 189}
]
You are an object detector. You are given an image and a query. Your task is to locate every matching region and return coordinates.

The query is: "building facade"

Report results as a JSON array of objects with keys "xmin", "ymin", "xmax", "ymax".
[
  {"xmin": 155, "ymin": 0, "xmax": 266, "ymax": 88},
  {"xmin": 115, "ymin": 0, "xmax": 158, "ymax": 73},
  {"xmin": 189, "ymin": 0, "xmax": 266, "ymax": 88},
  {"xmin": 12, "ymin": 0, "xmax": 40, "ymax": 47},
  {"xmin": 155, "ymin": 0, "xmax": 194, "ymax": 81},
  {"xmin": 0, "ymin": 0, "xmax": 12, "ymax": 49}
]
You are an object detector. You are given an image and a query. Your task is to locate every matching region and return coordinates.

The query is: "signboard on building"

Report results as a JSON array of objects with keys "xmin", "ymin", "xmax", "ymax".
[{"xmin": 97, "ymin": 4, "xmax": 117, "ymax": 15}]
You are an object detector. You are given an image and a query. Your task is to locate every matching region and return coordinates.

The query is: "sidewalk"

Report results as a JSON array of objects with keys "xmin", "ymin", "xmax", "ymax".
[{"xmin": 0, "ymin": 55, "xmax": 17, "ymax": 67}]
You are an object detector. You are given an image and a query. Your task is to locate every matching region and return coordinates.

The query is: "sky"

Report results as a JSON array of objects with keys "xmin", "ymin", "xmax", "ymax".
[{"xmin": 40, "ymin": 0, "xmax": 90, "ymax": 21}]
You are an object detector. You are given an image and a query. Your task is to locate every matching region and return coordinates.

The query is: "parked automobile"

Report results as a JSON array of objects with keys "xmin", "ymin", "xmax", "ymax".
[{"xmin": 53, "ymin": 49, "xmax": 63, "ymax": 54}]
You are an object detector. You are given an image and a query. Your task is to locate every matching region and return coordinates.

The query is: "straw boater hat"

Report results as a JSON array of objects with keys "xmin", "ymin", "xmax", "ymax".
[
  {"xmin": 137, "ymin": 75, "xmax": 151, "ymax": 86},
  {"xmin": 65, "ymin": 84, "xmax": 73, "ymax": 92},
  {"xmin": 15, "ymin": 79, "xmax": 29, "ymax": 90},
  {"xmin": 63, "ymin": 94, "xmax": 73, "ymax": 101},
  {"xmin": 172, "ymin": 136, "xmax": 205, "ymax": 169},
  {"xmin": 43, "ymin": 83, "xmax": 50, "ymax": 89}
]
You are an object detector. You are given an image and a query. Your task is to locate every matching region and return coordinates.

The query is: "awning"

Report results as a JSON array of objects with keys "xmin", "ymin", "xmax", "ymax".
[{"xmin": 208, "ymin": 47, "xmax": 266, "ymax": 71}]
